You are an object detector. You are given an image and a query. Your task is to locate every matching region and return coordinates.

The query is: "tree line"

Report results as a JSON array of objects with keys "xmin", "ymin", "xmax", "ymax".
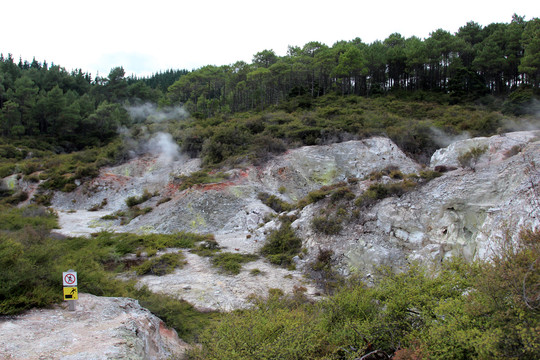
[
  {"xmin": 167, "ymin": 15, "xmax": 540, "ymax": 116},
  {"xmin": 1, "ymin": 14, "xmax": 538, "ymax": 151},
  {"xmin": 0, "ymin": 55, "xmax": 186, "ymax": 150}
]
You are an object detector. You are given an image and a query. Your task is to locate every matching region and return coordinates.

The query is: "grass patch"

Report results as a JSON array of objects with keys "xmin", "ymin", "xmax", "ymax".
[
  {"xmin": 258, "ymin": 192, "xmax": 293, "ymax": 213},
  {"xmin": 174, "ymin": 170, "xmax": 230, "ymax": 191},
  {"xmin": 125, "ymin": 189, "xmax": 154, "ymax": 207},
  {"xmin": 210, "ymin": 252, "xmax": 259, "ymax": 275},
  {"xmin": 135, "ymin": 252, "xmax": 187, "ymax": 276}
]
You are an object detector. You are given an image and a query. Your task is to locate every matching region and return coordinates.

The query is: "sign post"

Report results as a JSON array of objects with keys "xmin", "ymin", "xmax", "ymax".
[{"xmin": 63, "ymin": 270, "xmax": 77, "ymax": 311}]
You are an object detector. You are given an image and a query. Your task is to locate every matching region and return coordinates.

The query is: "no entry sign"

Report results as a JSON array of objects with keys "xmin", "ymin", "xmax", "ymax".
[{"xmin": 63, "ymin": 271, "xmax": 77, "ymax": 286}]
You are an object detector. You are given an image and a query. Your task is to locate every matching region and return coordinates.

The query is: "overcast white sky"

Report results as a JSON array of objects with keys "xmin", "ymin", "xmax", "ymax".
[{"xmin": 3, "ymin": 0, "xmax": 539, "ymax": 78}]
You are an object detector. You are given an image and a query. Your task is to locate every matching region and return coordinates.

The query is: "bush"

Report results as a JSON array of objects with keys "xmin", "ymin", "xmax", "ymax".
[
  {"xmin": 457, "ymin": 145, "xmax": 488, "ymax": 170},
  {"xmin": 175, "ymin": 171, "xmax": 229, "ymax": 191},
  {"xmin": 135, "ymin": 252, "xmax": 186, "ymax": 276},
  {"xmin": 355, "ymin": 180, "xmax": 417, "ymax": 208},
  {"xmin": 0, "ymin": 205, "xmax": 57, "ymax": 231},
  {"xmin": 258, "ymin": 192, "xmax": 293, "ymax": 213},
  {"xmin": 0, "ymin": 164, "xmax": 16, "ymax": 178},
  {"xmin": 260, "ymin": 221, "xmax": 302, "ymax": 267},
  {"xmin": 189, "ymin": 295, "xmax": 324, "ymax": 360},
  {"xmin": 125, "ymin": 189, "xmax": 154, "ymax": 207},
  {"xmin": 311, "ymin": 215, "xmax": 342, "ymax": 235},
  {"xmin": 0, "ymin": 191, "xmax": 28, "ymax": 206},
  {"xmin": 210, "ymin": 252, "xmax": 258, "ymax": 275},
  {"xmin": 156, "ymin": 196, "xmax": 171, "ymax": 206},
  {"xmin": 329, "ymin": 186, "xmax": 355, "ymax": 202}
]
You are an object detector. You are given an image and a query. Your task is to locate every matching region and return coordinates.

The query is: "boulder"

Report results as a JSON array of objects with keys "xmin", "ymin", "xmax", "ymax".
[{"xmin": 0, "ymin": 293, "xmax": 188, "ymax": 360}]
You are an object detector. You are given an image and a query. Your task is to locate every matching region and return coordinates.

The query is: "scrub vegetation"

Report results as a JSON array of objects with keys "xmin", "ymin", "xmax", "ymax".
[
  {"xmin": 189, "ymin": 228, "xmax": 540, "ymax": 359},
  {"xmin": 1, "ymin": 14, "xmax": 539, "ymax": 358}
]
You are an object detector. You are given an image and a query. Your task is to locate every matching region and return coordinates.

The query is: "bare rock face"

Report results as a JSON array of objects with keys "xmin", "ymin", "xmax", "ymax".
[
  {"xmin": 296, "ymin": 131, "xmax": 540, "ymax": 276},
  {"xmin": 51, "ymin": 137, "xmax": 420, "ymax": 236},
  {"xmin": 43, "ymin": 131, "xmax": 539, "ymax": 310},
  {"xmin": 0, "ymin": 293, "xmax": 188, "ymax": 360}
]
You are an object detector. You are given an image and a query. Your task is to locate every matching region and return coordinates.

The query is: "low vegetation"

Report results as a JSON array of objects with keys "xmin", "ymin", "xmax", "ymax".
[
  {"xmin": 457, "ymin": 145, "xmax": 488, "ymax": 170},
  {"xmin": 125, "ymin": 189, "xmax": 155, "ymax": 207},
  {"xmin": 210, "ymin": 252, "xmax": 258, "ymax": 275},
  {"xmin": 258, "ymin": 192, "xmax": 293, "ymax": 213},
  {"xmin": 135, "ymin": 252, "xmax": 187, "ymax": 276},
  {"xmin": 189, "ymin": 228, "xmax": 540, "ymax": 359},
  {"xmin": 174, "ymin": 170, "xmax": 230, "ymax": 191},
  {"xmin": 260, "ymin": 220, "xmax": 302, "ymax": 268},
  {"xmin": 0, "ymin": 206, "xmax": 215, "ymax": 340}
]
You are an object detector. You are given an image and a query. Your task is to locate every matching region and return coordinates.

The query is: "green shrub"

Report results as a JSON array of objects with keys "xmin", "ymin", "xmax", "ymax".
[
  {"xmin": 0, "ymin": 191, "xmax": 28, "ymax": 206},
  {"xmin": 260, "ymin": 221, "xmax": 302, "ymax": 267},
  {"xmin": 156, "ymin": 196, "xmax": 171, "ymax": 206},
  {"xmin": 355, "ymin": 180, "xmax": 417, "ymax": 208},
  {"xmin": 0, "ymin": 205, "xmax": 58, "ymax": 231},
  {"xmin": 73, "ymin": 163, "xmax": 99, "ymax": 179},
  {"xmin": 258, "ymin": 192, "xmax": 293, "ymax": 213},
  {"xmin": 135, "ymin": 252, "xmax": 186, "ymax": 276},
  {"xmin": 329, "ymin": 186, "xmax": 355, "ymax": 202},
  {"xmin": 311, "ymin": 215, "xmax": 342, "ymax": 235},
  {"xmin": 119, "ymin": 206, "xmax": 152, "ymax": 224},
  {"xmin": 210, "ymin": 252, "xmax": 258, "ymax": 275},
  {"xmin": 125, "ymin": 189, "xmax": 154, "ymax": 207},
  {"xmin": 297, "ymin": 182, "xmax": 349, "ymax": 209},
  {"xmin": 175, "ymin": 171, "xmax": 229, "ymax": 191},
  {"xmin": 88, "ymin": 198, "xmax": 107, "ymax": 211},
  {"xmin": 458, "ymin": 145, "xmax": 488, "ymax": 170},
  {"xmin": 311, "ymin": 248, "xmax": 334, "ymax": 272},
  {"xmin": 192, "ymin": 237, "xmax": 221, "ymax": 257},
  {"xmin": 419, "ymin": 169, "xmax": 443, "ymax": 180},
  {"xmin": 189, "ymin": 295, "xmax": 325, "ymax": 360},
  {"xmin": 0, "ymin": 164, "xmax": 16, "ymax": 178}
]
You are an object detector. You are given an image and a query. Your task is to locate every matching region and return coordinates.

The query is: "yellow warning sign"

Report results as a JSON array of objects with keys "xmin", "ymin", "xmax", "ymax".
[{"xmin": 63, "ymin": 287, "xmax": 78, "ymax": 300}]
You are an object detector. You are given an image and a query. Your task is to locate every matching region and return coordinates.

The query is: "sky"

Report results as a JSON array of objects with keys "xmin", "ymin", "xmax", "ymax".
[{"xmin": 3, "ymin": 0, "xmax": 539, "ymax": 78}]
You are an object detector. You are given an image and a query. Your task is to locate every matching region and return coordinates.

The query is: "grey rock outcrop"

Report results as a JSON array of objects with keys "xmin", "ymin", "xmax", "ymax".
[
  {"xmin": 51, "ymin": 137, "xmax": 420, "ymax": 236},
  {"xmin": 44, "ymin": 131, "xmax": 539, "ymax": 309},
  {"xmin": 296, "ymin": 131, "xmax": 540, "ymax": 276}
]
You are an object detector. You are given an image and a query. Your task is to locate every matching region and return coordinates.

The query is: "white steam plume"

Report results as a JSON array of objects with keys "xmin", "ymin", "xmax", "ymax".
[
  {"xmin": 430, "ymin": 127, "xmax": 471, "ymax": 148},
  {"xmin": 145, "ymin": 132, "xmax": 182, "ymax": 165},
  {"xmin": 126, "ymin": 103, "xmax": 189, "ymax": 122}
]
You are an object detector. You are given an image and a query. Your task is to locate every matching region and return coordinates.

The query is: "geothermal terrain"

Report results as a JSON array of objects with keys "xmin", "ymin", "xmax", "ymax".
[{"xmin": 1, "ymin": 130, "xmax": 539, "ymax": 359}]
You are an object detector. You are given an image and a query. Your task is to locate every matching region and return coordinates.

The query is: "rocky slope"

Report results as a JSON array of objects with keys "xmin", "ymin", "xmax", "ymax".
[
  {"xmin": 49, "ymin": 131, "xmax": 540, "ymax": 291},
  {"xmin": 0, "ymin": 293, "xmax": 188, "ymax": 360},
  {"xmin": 304, "ymin": 131, "xmax": 539, "ymax": 274},
  {"xmin": 2, "ymin": 130, "xmax": 538, "ymax": 359}
]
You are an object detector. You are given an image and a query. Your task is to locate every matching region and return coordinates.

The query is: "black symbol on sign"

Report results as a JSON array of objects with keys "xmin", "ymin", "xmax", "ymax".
[
  {"xmin": 65, "ymin": 274, "xmax": 76, "ymax": 284},
  {"xmin": 65, "ymin": 288, "xmax": 76, "ymax": 299}
]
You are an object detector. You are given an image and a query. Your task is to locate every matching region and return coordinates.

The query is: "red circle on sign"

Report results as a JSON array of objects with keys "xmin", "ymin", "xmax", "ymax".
[{"xmin": 64, "ymin": 273, "xmax": 76, "ymax": 285}]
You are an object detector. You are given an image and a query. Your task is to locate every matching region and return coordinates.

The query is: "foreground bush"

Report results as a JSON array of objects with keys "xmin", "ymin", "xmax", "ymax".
[{"xmin": 190, "ymin": 228, "xmax": 540, "ymax": 359}]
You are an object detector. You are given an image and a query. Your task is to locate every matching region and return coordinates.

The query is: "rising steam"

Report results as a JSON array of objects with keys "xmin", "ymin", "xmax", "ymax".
[
  {"xmin": 430, "ymin": 127, "xmax": 472, "ymax": 148},
  {"xmin": 126, "ymin": 103, "xmax": 189, "ymax": 122},
  {"xmin": 145, "ymin": 132, "xmax": 182, "ymax": 164},
  {"xmin": 119, "ymin": 102, "xmax": 188, "ymax": 166}
]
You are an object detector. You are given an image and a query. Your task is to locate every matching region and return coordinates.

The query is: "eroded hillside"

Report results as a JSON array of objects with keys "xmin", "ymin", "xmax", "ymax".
[{"xmin": 41, "ymin": 131, "xmax": 540, "ymax": 305}]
